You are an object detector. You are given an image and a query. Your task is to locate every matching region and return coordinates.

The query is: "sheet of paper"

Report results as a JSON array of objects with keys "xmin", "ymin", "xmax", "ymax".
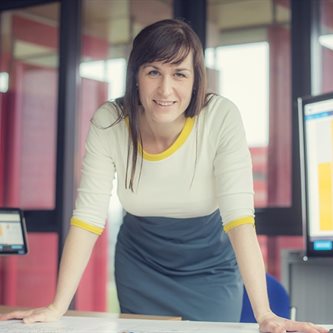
[{"xmin": 0, "ymin": 316, "xmax": 331, "ymax": 333}]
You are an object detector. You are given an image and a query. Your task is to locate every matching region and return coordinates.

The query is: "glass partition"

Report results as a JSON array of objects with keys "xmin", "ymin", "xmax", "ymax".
[
  {"xmin": 207, "ymin": 0, "xmax": 292, "ymax": 208},
  {"xmin": 0, "ymin": 3, "xmax": 59, "ymax": 209},
  {"xmin": 0, "ymin": 2, "xmax": 60, "ymax": 307},
  {"xmin": 320, "ymin": 0, "xmax": 333, "ymax": 93}
]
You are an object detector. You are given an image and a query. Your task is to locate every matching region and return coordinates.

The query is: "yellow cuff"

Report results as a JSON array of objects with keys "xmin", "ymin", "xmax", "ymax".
[
  {"xmin": 71, "ymin": 217, "xmax": 104, "ymax": 235},
  {"xmin": 223, "ymin": 216, "xmax": 255, "ymax": 233}
]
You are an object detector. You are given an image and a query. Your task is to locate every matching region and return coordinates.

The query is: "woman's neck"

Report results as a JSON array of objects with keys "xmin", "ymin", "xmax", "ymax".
[{"xmin": 139, "ymin": 111, "xmax": 186, "ymax": 154}]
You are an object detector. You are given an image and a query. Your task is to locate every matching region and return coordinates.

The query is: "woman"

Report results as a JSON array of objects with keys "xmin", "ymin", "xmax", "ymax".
[{"xmin": 0, "ymin": 19, "xmax": 327, "ymax": 333}]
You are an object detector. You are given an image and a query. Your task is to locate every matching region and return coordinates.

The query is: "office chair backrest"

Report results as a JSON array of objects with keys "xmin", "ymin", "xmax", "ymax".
[{"xmin": 240, "ymin": 273, "xmax": 291, "ymax": 323}]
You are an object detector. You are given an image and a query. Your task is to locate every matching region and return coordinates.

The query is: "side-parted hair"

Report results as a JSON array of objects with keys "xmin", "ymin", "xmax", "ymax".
[{"xmin": 114, "ymin": 18, "xmax": 210, "ymax": 190}]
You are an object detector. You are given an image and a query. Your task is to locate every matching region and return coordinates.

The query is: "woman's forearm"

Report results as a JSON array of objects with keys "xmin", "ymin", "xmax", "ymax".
[
  {"xmin": 51, "ymin": 225, "xmax": 99, "ymax": 314},
  {"xmin": 227, "ymin": 224, "xmax": 271, "ymax": 322}
]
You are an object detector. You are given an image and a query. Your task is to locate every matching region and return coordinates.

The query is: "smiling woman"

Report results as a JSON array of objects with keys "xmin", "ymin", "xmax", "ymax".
[
  {"xmin": 0, "ymin": 18, "xmax": 328, "ymax": 333},
  {"xmin": 118, "ymin": 19, "xmax": 207, "ymax": 191}
]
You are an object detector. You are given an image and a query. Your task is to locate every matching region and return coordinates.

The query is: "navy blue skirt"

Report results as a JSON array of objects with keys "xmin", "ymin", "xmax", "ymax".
[{"xmin": 114, "ymin": 210, "xmax": 243, "ymax": 322}]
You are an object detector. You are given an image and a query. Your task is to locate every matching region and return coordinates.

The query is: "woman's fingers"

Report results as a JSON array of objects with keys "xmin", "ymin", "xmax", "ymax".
[
  {"xmin": 284, "ymin": 320, "xmax": 329, "ymax": 333},
  {"xmin": 259, "ymin": 315, "xmax": 329, "ymax": 333},
  {"xmin": 0, "ymin": 306, "xmax": 62, "ymax": 323},
  {"xmin": 0, "ymin": 309, "xmax": 34, "ymax": 321}
]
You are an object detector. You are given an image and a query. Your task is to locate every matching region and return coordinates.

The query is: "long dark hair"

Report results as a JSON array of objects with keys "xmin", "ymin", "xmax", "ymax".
[{"xmin": 116, "ymin": 18, "xmax": 210, "ymax": 191}]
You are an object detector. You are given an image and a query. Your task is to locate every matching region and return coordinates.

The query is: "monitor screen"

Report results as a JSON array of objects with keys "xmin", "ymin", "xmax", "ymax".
[
  {"xmin": 0, "ymin": 208, "xmax": 28, "ymax": 255},
  {"xmin": 298, "ymin": 92, "xmax": 333, "ymax": 257}
]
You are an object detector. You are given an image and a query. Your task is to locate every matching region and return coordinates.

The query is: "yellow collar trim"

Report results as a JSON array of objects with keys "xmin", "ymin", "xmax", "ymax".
[{"xmin": 141, "ymin": 117, "xmax": 195, "ymax": 161}]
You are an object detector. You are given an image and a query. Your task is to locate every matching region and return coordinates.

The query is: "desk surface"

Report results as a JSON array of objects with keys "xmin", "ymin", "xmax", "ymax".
[
  {"xmin": 0, "ymin": 305, "xmax": 181, "ymax": 321},
  {"xmin": 0, "ymin": 307, "xmax": 332, "ymax": 333},
  {"xmin": 2, "ymin": 315, "xmax": 332, "ymax": 333},
  {"xmin": 0, "ymin": 315, "xmax": 260, "ymax": 333}
]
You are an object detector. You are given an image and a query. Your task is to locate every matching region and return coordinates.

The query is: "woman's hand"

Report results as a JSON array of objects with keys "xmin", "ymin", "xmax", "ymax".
[
  {"xmin": 258, "ymin": 312, "xmax": 329, "ymax": 333},
  {"xmin": 0, "ymin": 304, "xmax": 64, "ymax": 324}
]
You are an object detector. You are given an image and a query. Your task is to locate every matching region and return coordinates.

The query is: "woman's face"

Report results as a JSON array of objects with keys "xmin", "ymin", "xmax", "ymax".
[{"xmin": 137, "ymin": 52, "xmax": 194, "ymax": 126}]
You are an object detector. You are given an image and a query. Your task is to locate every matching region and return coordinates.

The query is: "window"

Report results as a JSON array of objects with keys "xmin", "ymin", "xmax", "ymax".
[
  {"xmin": 0, "ymin": 1, "xmax": 60, "ymax": 307},
  {"xmin": 320, "ymin": 0, "xmax": 333, "ymax": 93},
  {"xmin": 207, "ymin": 0, "xmax": 291, "ymax": 208},
  {"xmin": 0, "ymin": 4, "xmax": 59, "ymax": 209}
]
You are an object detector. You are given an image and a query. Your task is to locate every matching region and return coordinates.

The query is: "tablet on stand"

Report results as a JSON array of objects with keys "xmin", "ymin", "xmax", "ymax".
[{"xmin": 0, "ymin": 208, "xmax": 28, "ymax": 255}]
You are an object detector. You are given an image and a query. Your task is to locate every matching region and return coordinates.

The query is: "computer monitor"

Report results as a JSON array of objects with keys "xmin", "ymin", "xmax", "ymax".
[
  {"xmin": 298, "ymin": 92, "xmax": 333, "ymax": 257},
  {"xmin": 0, "ymin": 208, "xmax": 28, "ymax": 255}
]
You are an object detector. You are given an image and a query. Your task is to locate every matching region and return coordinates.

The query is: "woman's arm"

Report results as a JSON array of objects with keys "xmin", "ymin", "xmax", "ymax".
[
  {"xmin": 0, "ymin": 225, "xmax": 99, "ymax": 323},
  {"xmin": 228, "ymin": 224, "xmax": 328, "ymax": 333},
  {"xmin": 227, "ymin": 224, "xmax": 270, "ymax": 322},
  {"xmin": 52, "ymin": 225, "xmax": 99, "ymax": 314}
]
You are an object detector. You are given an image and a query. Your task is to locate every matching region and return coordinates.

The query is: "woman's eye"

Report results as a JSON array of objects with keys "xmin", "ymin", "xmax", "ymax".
[
  {"xmin": 175, "ymin": 72, "xmax": 186, "ymax": 78},
  {"xmin": 148, "ymin": 70, "xmax": 159, "ymax": 77}
]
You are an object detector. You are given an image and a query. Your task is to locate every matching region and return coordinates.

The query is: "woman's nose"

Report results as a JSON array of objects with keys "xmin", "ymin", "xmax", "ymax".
[{"xmin": 158, "ymin": 76, "xmax": 173, "ymax": 96}]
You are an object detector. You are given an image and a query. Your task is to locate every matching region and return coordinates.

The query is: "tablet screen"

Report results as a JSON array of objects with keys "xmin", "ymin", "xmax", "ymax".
[{"xmin": 0, "ymin": 208, "xmax": 28, "ymax": 255}]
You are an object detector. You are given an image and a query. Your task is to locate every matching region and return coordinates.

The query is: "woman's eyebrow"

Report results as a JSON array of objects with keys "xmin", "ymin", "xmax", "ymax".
[
  {"xmin": 175, "ymin": 67, "xmax": 192, "ymax": 72},
  {"xmin": 142, "ymin": 64, "xmax": 159, "ymax": 69},
  {"xmin": 141, "ymin": 64, "xmax": 192, "ymax": 72}
]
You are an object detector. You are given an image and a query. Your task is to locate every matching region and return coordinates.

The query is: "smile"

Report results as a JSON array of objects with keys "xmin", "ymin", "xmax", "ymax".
[{"xmin": 154, "ymin": 100, "xmax": 176, "ymax": 106}]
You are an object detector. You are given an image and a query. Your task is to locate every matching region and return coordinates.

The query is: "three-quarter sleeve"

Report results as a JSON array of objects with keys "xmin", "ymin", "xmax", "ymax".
[
  {"xmin": 71, "ymin": 104, "xmax": 116, "ymax": 234},
  {"xmin": 212, "ymin": 99, "xmax": 255, "ymax": 232}
]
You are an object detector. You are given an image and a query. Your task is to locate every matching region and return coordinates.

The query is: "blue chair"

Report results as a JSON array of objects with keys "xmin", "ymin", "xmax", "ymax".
[{"xmin": 240, "ymin": 273, "xmax": 291, "ymax": 323}]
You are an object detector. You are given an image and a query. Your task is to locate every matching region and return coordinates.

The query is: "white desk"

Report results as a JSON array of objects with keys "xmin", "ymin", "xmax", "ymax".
[
  {"xmin": 0, "ymin": 316, "xmax": 256, "ymax": 332},
  {"xmin": 0, "ymin": 316, "xmax": 332, "ymax": 333},
  {"xmin": 0, "ymin": 305, "xmax": 181, "ymax": 320}
]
